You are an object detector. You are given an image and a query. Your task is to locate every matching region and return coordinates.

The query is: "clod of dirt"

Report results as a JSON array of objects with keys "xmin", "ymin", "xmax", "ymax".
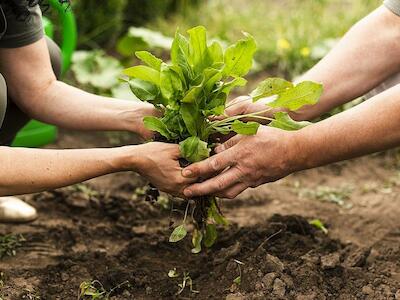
[
  {"xmin": 272, "ymin": 277, "xmax": 286, "ymax": 297},
  {"xmin": 343, "ymin": 246, "xmax": 371, "ymax": 267},
  {"xmin": 264, "ymin": 254, "xmax": 285, "ymax": 273},
  {"xmin": 321, "ymin": 252, "xmax": 341, "ymax": 270}
]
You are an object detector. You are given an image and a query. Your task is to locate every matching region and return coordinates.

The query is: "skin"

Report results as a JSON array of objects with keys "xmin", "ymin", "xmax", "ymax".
[
  {"xmin": 182, "ymin": 5, "xmax": 400, "ymax": 198},
  {"xmin": 0, "ymin": 38, "xmax": 191, "ymax": 196}
]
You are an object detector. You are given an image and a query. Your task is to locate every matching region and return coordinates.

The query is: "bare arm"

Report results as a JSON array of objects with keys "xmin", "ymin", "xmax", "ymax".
[
  {"xmin": 226, "ymin": 5, "xmax": 400, "ymax": 121},
  {"xmin": 182, "ymin": 84, "xmax": 400, "ymax": 198},
  {"xmin": 0, "ymin": 38, "xmax": 157, "ymax": 139},
  {"xmin": 0, "ymin": 143, "xmax": 192, "ymax": 197}
]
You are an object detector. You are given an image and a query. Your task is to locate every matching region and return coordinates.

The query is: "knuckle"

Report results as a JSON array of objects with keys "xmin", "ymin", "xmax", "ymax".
[{"xmin": 209, "ymin": 158, "xmax": 220, "ymax": 171}]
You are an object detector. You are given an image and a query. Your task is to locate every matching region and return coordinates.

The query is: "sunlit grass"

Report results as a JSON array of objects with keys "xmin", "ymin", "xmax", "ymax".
[{"xmin": 151, "ymin": 0, "xmax": 381, "ymax": 77}]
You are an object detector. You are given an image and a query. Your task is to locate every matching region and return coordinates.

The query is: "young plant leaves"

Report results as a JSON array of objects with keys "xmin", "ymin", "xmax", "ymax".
[
  {"xmin": 123, "ymin": 66, "xmax": 160, "ymax": 85},
  {"xmin": 250, "ymin": 78, "xmax": 293, "ymax": 101},
  {"xmin": 231, "ymin": 120, "xmax": 260, "ymax": 135},
  {"xmin": 191, "ymin": 229, "xmax": 203, "ymax": 254},
  {"xmin": 135, "ymin": 51, "xmax": 163, "ymax": 71},
  {"xmin": 143, "ymin": 116, "xmax": 173, "ymax": 139},
  {"xmin": 204, "ymin": 224, "xmax": 218, "ymax": 248},
  {"xmin": 267, "ymin": 81, "xmax": 323, "ymax": 111},
  {"xmin": 188, "ymin": 26, "xmax": 213, "ymax": 74},
  {"xmin": 223, "ymin": 32, "xmax": 257, "ymax": 77},
  {"xmin": 269, "ymin": 112, "xmax": 312, "ymax": 131},
  {"xmin": 129, "ymin": 78, "xmax": 159, "ymax": 102},
  {"xmin": 179, "ymin": 136, "xmax": 210, "ymax": 163},
  {"xmin": 169, "ymin": 224, "xmax": 187, "ymax": 242}
]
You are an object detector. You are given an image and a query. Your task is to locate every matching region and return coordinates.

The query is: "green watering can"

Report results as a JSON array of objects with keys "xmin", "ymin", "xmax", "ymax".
[{"xmin": 11, "ymin": 0, "xmax": 77, "ymax": 147}]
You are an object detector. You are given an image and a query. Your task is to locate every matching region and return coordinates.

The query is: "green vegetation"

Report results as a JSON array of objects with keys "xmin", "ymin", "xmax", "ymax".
[
  {"xmin": 0, "ymin": 234, "xmax": 25, "ymax": 259},
  {"xmin": 78, "ymin": 280, "xmax": 129, "ymax": 300},
  {"xmin": 123, "ymin": 26, "xmax": 322, "ymax": 250},
  {"xmin": 152, "ymin": 0, "xmax": 380, "ymax": 77}
]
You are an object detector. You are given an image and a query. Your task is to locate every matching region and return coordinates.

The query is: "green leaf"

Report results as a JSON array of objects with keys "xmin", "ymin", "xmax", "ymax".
[
  {"xmin": 309, "ymin": 219, "xmax": 328, "ymax": 234},
  {"xmin": 221, "ymin": 77, "xmax": 247, "ymax": 94},
  {"xmin": 179, "ymin": 136, "xmax": 210, "ymax": 163},
  {"xmin": 191, "ymin": 229, "xmax": 203, "ymax": 254},
  {"xmin": 268, "ymin": 81, "xmax": 323, "ymax": 111},
  {"xmin": 143, "ymin": 116, "xmax": 173, "ymax": 139},
  {"xmin": 222, "ymin": 32, "xmax": 257, "ymax": 77},
  {"xmin": 203, "ymin": 68, "xmax": 223, "ymax": 94},
  {"xmin": 250, "ymin": 78, "xmax": 293, "ymax": 101},
  {"xmin": 129, "ymin": 78, "xmax": 159, "ymax": 102},
  {"xmin": 160, "ymin": 64, "xmax": 183, "ymax": 100},
  {"xmin": 169, "ymin": 224, "xmax": 187, "ymax": 242},
  {"xmin": 171, "ymin": 31, "xmax": 192, "ymax": 80},
  {"xmin": 123, "ymin": 66, "xmax": 160, "ymax": 85},
  {"xmin": 209, "ymin": 199, "xmax": 229, "ymax": 226},
  {"xmin": 188, "ymin": 26, "xmax": 212, "ymax": 74},
  {"xmin": 180, "ymin": 103, "xmax": 199, "ymax": 136},
  {"xmin": 203, "ymin": 224, "xmax": 217, "ymax": 248},
  {"xmin": 182, "ymin": 85, "xmax": 203, "ymax": 103},
  {"xmin": 231, "ymin": 120, "xmax": 260, "ymax": 135},
  {"xmin": 233, "ymin": 276, "xmax": 241, "ymax": 285},
  {"xmin": 135, "ymin": 51, "xmax": 163, "ymax": 70},
  {"xmin": 168, "ymin": 268, "xmax": 180, "ymax": 278},
  {"xmin": 269, "ymin": 112, "xmax": 312, "ymax": 131},
  {"xmin": 208, "ymin": 41, "xmax": 224, "ymax": 64}
]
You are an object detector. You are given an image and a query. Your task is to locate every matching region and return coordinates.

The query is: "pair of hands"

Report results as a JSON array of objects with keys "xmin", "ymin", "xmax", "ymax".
[{"xmin": 133, "ymin": 97, "xmax": 299, "ymax": 199}]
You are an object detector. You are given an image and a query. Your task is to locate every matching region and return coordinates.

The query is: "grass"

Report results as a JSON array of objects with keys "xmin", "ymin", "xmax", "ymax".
[
  {"xmin": 0, "ymin": 234, "xmax": 25, "ymax": 259},
  {"xmin": 151, "ymin": 0, "xmax": 381, "ymax": 78}
]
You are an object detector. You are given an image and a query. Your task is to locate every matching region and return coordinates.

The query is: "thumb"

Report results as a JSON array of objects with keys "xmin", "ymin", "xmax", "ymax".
[{"xmin": 215, "ymin": 134, "xmax": 242, "ymax": 153}]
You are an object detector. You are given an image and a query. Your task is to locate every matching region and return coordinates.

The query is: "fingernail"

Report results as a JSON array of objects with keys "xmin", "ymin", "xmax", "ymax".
[
  {"xmin": 184, "ymin": 189, "xmax": 193, "ymax": 197},
  {"xmin": 182, "ymin": 169, "xmax": 193, "ymax": 177}
]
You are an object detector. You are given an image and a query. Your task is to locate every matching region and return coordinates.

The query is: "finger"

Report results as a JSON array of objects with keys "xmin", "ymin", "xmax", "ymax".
[
  {"xmin": 215, "ymin": 182, "xmax": 248, "ymax": 199},
  {"xmin": 215, "ymin": 135, "xmax": 243, "ymax": 153},
  {"xmin": 183, "ymin": 167, "xmax": 241, "ymax": 197},
  {"xmin": 182, "ymin": 149, "xmax": 235, "ymax": 178}
]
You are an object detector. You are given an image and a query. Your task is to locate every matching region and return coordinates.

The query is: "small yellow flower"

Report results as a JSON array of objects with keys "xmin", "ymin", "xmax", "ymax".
[
  {"xmin": 300, "ymin": 47, "xmax": 311, "ymax": 57},
  {"xmin": 277, "ymin": 38, "xmax": 291, "ymax": 51}
]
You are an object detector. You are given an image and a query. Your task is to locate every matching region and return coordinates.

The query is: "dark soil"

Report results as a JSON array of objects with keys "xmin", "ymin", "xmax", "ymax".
[{"xmin": 1, "ymin": 130, "xmax": 400, "ymax": 299}]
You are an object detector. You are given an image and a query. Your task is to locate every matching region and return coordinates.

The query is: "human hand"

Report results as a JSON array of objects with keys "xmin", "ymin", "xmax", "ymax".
[
  {"xmin": 182, "ymin": 126, "xmax": 301, "ymax": 198},
  {"xmin": 127, "ymin": 102, "xmax": 162, "ymax": 140},
  {"xmin": 224, "ymin": 95, "xmax": 275, "ymax": 122},
  {"xmin": 129, "ymin": 142, "xmax": 196, "ymax": 197}
]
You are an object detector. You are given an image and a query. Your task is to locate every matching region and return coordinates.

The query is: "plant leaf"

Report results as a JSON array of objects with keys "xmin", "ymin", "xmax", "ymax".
[
  {"xmin": 169, "ymin": 224, "xmax": 187, "ymax": 243},
  {"xmin": 179, "ymin": 136, "xmax": 210, "ymax": 163},
  {"xmin": 171, "ymin": 31, "xmax": 192, "ymax": 80},
  {"xmin": 123, "ymin": 66, "xmax": 160, "ymax": 86},
  {"xmin": 222, "ymin": 32, "xmax": 257, "ymax": 77},
  {"xmin": 231, "ymin": 120, "xmax": 260, "ymax": 135},
  {"xmin": 160, "ymin": 64, "xmax": 183, "ymax": 101},
  {"xmin": 143, "ymin": 116, "xmax": 173, "ymax": 139},
  {"xmin": 221, "ymin": 77, "xmax": 247, "ymax": 94},
  {"xmin": 182, "ymin": 85, "xmax": 203, "ymax": 104},
  {"xmin": 180, "ymin": 103, "xmax": 200, "ymax": 136},
  {"xmin": 269, "ymin": 112, "xmax": 312, "ymax": 131},
  {"xmin": 208, "ymin": 41, "xmax": 224, "ymax": 64},
  {"xmin": 309, "ymin": 219, "xmax": 328, "ymax": 234},
  {"xmin": 204, "ymin": 224, "xmax": 217, "ymax": 248},
  {"xmin": 135, "ymin": 51, "xmax": 163, "ymax": 70},
  {"xmin": 191, "ymin": 229, "xmax": 203, "ymax": 254},
  {"xmin": 250, "ymin": 78, "xmax": 293, "ymax": 101},
  {"xmin": 129, "ymin": 78, "xmax": 159, "ymax": 102},
  {"xmin": 188, "ymin": 26, "xmax": 212, "ymax": 74},
  {"xmin": 268, "ymin": 81, "xmax": 323, "ymax": 111}
]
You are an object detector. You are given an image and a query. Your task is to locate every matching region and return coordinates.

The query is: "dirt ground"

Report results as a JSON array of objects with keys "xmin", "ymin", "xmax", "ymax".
[{"xmin": 1, "ymin": 130, "xmax": 400, "ymax": 299}]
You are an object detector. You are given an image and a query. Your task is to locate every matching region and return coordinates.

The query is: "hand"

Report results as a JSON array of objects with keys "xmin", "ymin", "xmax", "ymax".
[
  {"xmin": 182, "ymin": 126, "xmax": 300, "ymax": 198},
  {"xmin": 126, "ymin": 102, "xmax": 162, "ymax": 140},
  {"xmin": 130, "ymin": 142, "xmax": 196, "ymax": 197},
  {"xmin": 224, "ymin": 95, "xmax": 274, "ymax": 122}
]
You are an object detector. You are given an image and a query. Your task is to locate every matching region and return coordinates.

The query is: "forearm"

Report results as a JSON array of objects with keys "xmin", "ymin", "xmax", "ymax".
[
  {"xmin": 22, "ymin": 80, "xmax": 151, "ymax": 132},
  {"xmin": 293, "ymin": 84, "xmax": 400, "ymax": 170},
  {"xmin": 292, "ymin": 6, "xmax": 400, "ymax": 121},
  {"xmin": 0, "ymin": 146, "xmax": 135, "ymax": 196}
]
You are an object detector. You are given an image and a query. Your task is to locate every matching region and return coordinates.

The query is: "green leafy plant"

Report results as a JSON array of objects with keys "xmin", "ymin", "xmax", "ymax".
[
  {"xmin": 123, "ymin": 26, "xmax": 322, "ymax": 251},
  {"xmin": 0, "ymin": 234, "xmax": 25, "ymax": 259},
  {"xmin": 77, "ymin": 280, "xmax": 129, "ymax": 300}
]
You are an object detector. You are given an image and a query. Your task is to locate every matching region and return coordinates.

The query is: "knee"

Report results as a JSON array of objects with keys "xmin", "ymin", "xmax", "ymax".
[
  {"xmin": 45, "ymin": 36, "xmax": 62, "ymax": 79},
  {"xmin": 0, "ymin": 74, "xmax": 7, "ymax": 128}
]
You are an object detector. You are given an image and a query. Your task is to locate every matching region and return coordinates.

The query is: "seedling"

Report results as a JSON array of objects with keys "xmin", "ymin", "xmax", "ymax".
[
  {"xmin": 176, "ymin": 272, "xmax": 199, "ymax": 296},
  {"xmin": 123, "ymin": 25, "xmax": 322, "ymax": 249},
  {"xmin": 0, "ymin": 234, "xmax": 25, "ymax": 259},
  {"xmin": 309, "ymin": 219, "xmax": 328, "ymax": 234},
  {"xmin": 233, "ymin": 259, "xmax": 245, "ymax": 285},
  {"xmin": 77, "ymin": 280, "xmax": 129, "ymax": 300}
]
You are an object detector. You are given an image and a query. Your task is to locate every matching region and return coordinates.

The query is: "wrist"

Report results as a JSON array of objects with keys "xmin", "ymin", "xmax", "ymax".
[
  {"xmin": 288, "ymin": 127, "xmax": 314, "ymax": 172},
  {"xmin": 120, "ymin": 102, "xmax": 157, "ymax": 133},
  {"xmin": 111, "ymin": 145, "xmax": 141, "ymax": 172}
]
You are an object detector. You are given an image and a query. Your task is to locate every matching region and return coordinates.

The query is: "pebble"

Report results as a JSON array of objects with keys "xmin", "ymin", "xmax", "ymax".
[
  {"xmin": 226, "ymin": 293, "xmax": 245, "ymax": 300},
  {"xmin": 395, "ymin": 290, "xmax": 400, "ymax": 299},
  {"xmin": 262, "ymin": 272, "xmax": 277, "ymax": 290},
  {"xmin": 362, "ymin": 284, "xmax": 374, "ymax": 295}
]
